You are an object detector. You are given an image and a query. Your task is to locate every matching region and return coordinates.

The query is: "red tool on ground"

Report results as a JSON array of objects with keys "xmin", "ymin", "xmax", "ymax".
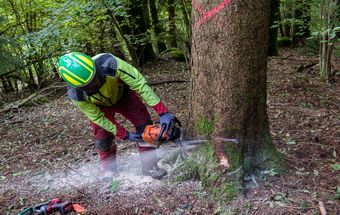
[{"xmin": 18, "ymin": 198, "xmax": 86, "ymax": 215}]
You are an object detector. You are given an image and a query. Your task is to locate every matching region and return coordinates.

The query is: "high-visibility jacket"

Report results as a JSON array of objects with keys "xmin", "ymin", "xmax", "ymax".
[{"xmin": 67, "ymin": 53, "xmax": 167, "ymax": 137}]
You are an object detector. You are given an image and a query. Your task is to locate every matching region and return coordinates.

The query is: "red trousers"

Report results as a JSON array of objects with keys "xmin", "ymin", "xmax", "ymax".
[{"xmin": 90, "ymin": 89, "xmax": 155, "ymax": 171}]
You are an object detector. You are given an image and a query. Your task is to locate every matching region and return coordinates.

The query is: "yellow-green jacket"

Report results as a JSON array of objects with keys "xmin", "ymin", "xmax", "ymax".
[{"xmin": 67, "ymin": 53, "xmax": 164, "ymax": 137}]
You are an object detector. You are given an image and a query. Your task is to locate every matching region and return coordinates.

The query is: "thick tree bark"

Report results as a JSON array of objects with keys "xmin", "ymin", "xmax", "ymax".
[
  {"xmin": 190, "ymin": 0, "xmax": 284, "ymax": 177},
  {"xmin": 168, "ymin": 0, "xmax": 177, "ymax": 48},
  {"xmin": 149, "ymin": 0, "xmax": 167, "ymax": 53}
]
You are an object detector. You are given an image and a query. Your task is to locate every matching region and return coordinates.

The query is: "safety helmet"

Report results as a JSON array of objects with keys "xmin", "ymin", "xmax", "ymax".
[{"xmin": 58, "ymin": 52, "xmax": 105, "ymax": 93}]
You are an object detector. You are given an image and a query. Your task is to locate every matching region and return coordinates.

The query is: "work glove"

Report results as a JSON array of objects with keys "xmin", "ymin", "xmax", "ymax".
[
  {"xmin": 159, "ymin": 112, "xmax": 175, "ymax": 130},
  {"xmin": 126, "ymin": 131, "xmax": 143, "ymax": 142}
]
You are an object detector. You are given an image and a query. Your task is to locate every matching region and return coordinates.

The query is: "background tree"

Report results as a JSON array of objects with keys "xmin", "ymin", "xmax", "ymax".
[
  {"xmin": 268, "ymin": 0, "xmax": 280, "ymax": 56},
  {"xmin": 189, "ymin": 0, "xmax": 285, "ymax": 184},
  {"xmin": 167, "ymin": 0, "xmax": 177, "ymax": 48},
  {"xmin": 317, "ymin": 0, "xmax": 339, "ymax": 83},
  {"xmin": 149, "ymin": 0, "xmax": 167, "ymax": 53}
]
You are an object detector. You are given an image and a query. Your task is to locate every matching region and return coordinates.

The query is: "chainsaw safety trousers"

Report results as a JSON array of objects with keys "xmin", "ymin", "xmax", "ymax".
[
  {"xmin": 97, "ymin": 144, "xmax": 117, "ymax": 172},
  {"xmin": 95, "ymin": 136, "xmax": 114, "ymax": 151},
  {"xmin": 90, "ymin": 89, "xmax": 159, "ymax": 172}
]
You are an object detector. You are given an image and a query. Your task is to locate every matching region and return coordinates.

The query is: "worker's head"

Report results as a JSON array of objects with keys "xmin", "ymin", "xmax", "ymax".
[{"xmin": 58, "ymin": 52, "xmax": 105, "ymax": 94}]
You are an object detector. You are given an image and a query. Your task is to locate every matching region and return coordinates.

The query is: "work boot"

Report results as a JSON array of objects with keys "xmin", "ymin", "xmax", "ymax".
[
  {"xmin": 141, "ymin": 165, "xmax": 167, "ymax": 180},
  {"xmin": 97, "ymin": 146, "xmax": 118, "ymax": 182},
  {"xmin": 139, "ymin": 145, "xmax": 167, "ymax": 180},
  {"xmin": 100, "ymin": 170, "xmax": 116, "ymax": 182}
]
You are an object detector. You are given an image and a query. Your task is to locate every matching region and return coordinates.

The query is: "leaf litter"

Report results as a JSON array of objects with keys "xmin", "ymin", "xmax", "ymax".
[{"xmin": 0, "ymin": 48, "xmax": 339, "ymax": 214}]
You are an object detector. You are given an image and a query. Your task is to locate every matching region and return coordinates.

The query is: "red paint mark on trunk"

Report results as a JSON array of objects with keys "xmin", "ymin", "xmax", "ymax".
[{"xmin": 192, "ymin": 0, "xmax": 232, "ymax": 27}]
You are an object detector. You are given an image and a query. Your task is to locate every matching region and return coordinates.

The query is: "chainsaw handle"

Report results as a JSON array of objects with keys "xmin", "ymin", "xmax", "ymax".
[
  {"xmin": 174, "ymin": 117, "xmax": 181, "ymax": 127},
  {"xmin": 156, "ymin": 117, "xmax": 181, "ymax": 147},
  {"xmin": 156, "ymin": 123, "xmax": 167, "ymax": 148}
]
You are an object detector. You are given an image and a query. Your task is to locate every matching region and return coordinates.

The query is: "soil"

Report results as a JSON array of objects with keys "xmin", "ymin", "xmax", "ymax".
[{"xmin": 0, "ymin": 48, "xmax": 339, "ymax": 215}]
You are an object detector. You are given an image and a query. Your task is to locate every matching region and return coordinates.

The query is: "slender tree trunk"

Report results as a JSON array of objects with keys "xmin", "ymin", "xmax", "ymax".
[
  {"xmin": 268, "ymin": 0, "xmax": 280, "ymax": 56},
  {"xmin": 149, "ymin": 0, "xmax": 167, "ymax": 53},
  {"xmin": 280, "ymin": 3, "xmax": 292, "ymax": 38},
  {"xmin": 319, "ymin": 0, "xmax": 337, "ymax": 83},
  {"xmin": 105, "ymin": 5, "xmax": 139, "ymax": 65},
  {"xmin": 190, "ymin": 0, "xmax": 285, "ymax": 178},
  {"xmin": 179, "ymin": 0, "xmax": 192, "ymax": 54},
  {"xmin": 129, "ymin": 0, "xmax": 156, "ymax": 65},
  {"xmin": 27, "ymin": 66, "xmax": 36, "ymax": 90},
  {"xmin": 1, "ymin": 77, "xmax": 11, "ymax": 93},
  {"xmin": 168, "ymin": 0, "xmax": 177, "ymax": 48},
  {"xmin": 2, "ymin": 76, "xmax": 14, "ymax": 93}
]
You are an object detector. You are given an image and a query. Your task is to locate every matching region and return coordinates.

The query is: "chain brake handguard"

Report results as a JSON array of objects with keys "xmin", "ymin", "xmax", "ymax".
[{"xmin": 156, "ymin": 117, "xmax": 182, "ymax": 147}]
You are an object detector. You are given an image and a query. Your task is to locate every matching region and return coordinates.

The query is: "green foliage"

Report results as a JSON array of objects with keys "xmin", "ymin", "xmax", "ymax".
[
  {"xmin": 0, "ymin": 0, "xmax": 190, "ymax": 92},
  {"xmin": 331, "ymin": 163, "xmax": 340, "ymax": 172},
  {"xmin": 336, "ymin": 186, "xmax": 340, "ymax": 200},
  {"xmin": 0, "ymin": 37, "xmax": 22, "ymax": 74},
  {"xmin": 109, "ymin": 180, "xmax": 119, "ymax": 193},
  {"xmin": 304, "ymin": 36, "xmax": 320, "ymax": 55}
]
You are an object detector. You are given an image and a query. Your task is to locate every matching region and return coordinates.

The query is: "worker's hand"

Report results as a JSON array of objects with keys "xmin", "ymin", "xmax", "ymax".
[
  {"xmin": 126, "ymin": 131, "xmax": 143, "ymax": 142},
  {"xmin": 159, "ymin": 112, "xmax": 175, "ymax": 130}
]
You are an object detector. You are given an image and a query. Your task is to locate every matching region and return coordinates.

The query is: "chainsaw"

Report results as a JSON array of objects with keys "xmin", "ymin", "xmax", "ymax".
[
  {"xmin": 140, "ymin": 117, "xmax": 207, "ymax": 148},
  {"xmin": 18, "ymin": 198, "xmax": 86, "ymax": 215}
]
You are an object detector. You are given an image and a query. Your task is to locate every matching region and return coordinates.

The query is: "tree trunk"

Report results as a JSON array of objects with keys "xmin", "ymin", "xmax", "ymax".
[
  {"xmin": 149, "ymin": 0, "xmax": 167, "ymax": 53},
  {"xmin": 168, "ymin": 0, "xmax": 177, "ymax": 48},
  {"xmin": 179, "ymin": 0, "xmax": 192, "ymax": 56},
  {"xmin": 129, "ymin": 0, "xmax": 156, "ymax": 65},
  {"xmin": 0, "ymin": 76, "xmax": 12, "ymax": 93},
  {"xmin": 0, "ymin": 76, "xmax": 11, "ymax": 93},
  {"xmin": 190, "ymin": 0, "xmax": 284, "ymax": 178},
  {"xmin": 268, "ymin": 0, "xmax": 280, "ymax": 56},
  {"xmin": 319, "ymin": 0, "xmax": 337, "ymax": 83},
  {"xmin": 292, "ymin": 0, "xmax": 311, "ymax": 46},
  {"xmin": 104, "ymin": 7, "xmax": 136, "ymax": 63}
]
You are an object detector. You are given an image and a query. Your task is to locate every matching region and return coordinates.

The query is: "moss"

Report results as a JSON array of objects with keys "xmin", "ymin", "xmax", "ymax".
[
  {"xmin": 196, "ymin": 117, "xmax": 214, "ymax": 138},
  {"xmin": 278, "ymin": 37, "xmax": 292, "ymax": 47},
  {"xmin": 160, "ymin": 48, "xmax": 186, "ymax": 62},
  {"xmin": 221, "ymin": 182, "xmax": 239, "ymax": 200},
  {"xmin": 256, "ymin": 131, "xmax": 288, "ymax": 175},
  {"xmin": 175, "ymin": 141, "xmax": 242, "ymax": 202},
  {"xmin": 224, "ymin": 143, "xmax": 242, "ymax": 171}
]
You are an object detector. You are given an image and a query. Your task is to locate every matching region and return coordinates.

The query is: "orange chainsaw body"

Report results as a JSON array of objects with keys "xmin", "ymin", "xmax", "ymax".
[{"xmin": 142, "ymin": 124, "xmax": 169, "ymax": 145}]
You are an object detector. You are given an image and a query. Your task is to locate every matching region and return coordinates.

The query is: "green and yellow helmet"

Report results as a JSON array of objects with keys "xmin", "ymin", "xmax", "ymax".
[{"xmin": 58, "ymin": 52, "xmax": 95, "ymax": 88}]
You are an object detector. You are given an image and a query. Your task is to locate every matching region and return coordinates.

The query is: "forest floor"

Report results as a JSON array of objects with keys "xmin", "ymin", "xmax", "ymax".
[{"xmin": 0, "ymin": 48, "xmax": 339, "ymax": 215}]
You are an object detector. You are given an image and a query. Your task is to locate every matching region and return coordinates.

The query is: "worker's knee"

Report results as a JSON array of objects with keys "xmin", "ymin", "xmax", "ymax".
[{"xmin": 95, "ymin": 137, "xmax": 114, "ymax": 152}]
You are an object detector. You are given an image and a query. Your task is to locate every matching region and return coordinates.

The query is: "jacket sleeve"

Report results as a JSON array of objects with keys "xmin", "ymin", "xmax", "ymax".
[
  {"xmin": 114, "ymin": 57, "xmax": 161, "ymax": 107},
  {"xmin": 72, "ymin": 100, "xmax": 118, "ymax": 135}
]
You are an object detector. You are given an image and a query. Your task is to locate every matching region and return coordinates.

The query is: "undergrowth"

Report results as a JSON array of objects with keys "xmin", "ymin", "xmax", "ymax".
[{"xmin": 174, "ymin": 141, "xmax": 243, "ymax": 202}]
